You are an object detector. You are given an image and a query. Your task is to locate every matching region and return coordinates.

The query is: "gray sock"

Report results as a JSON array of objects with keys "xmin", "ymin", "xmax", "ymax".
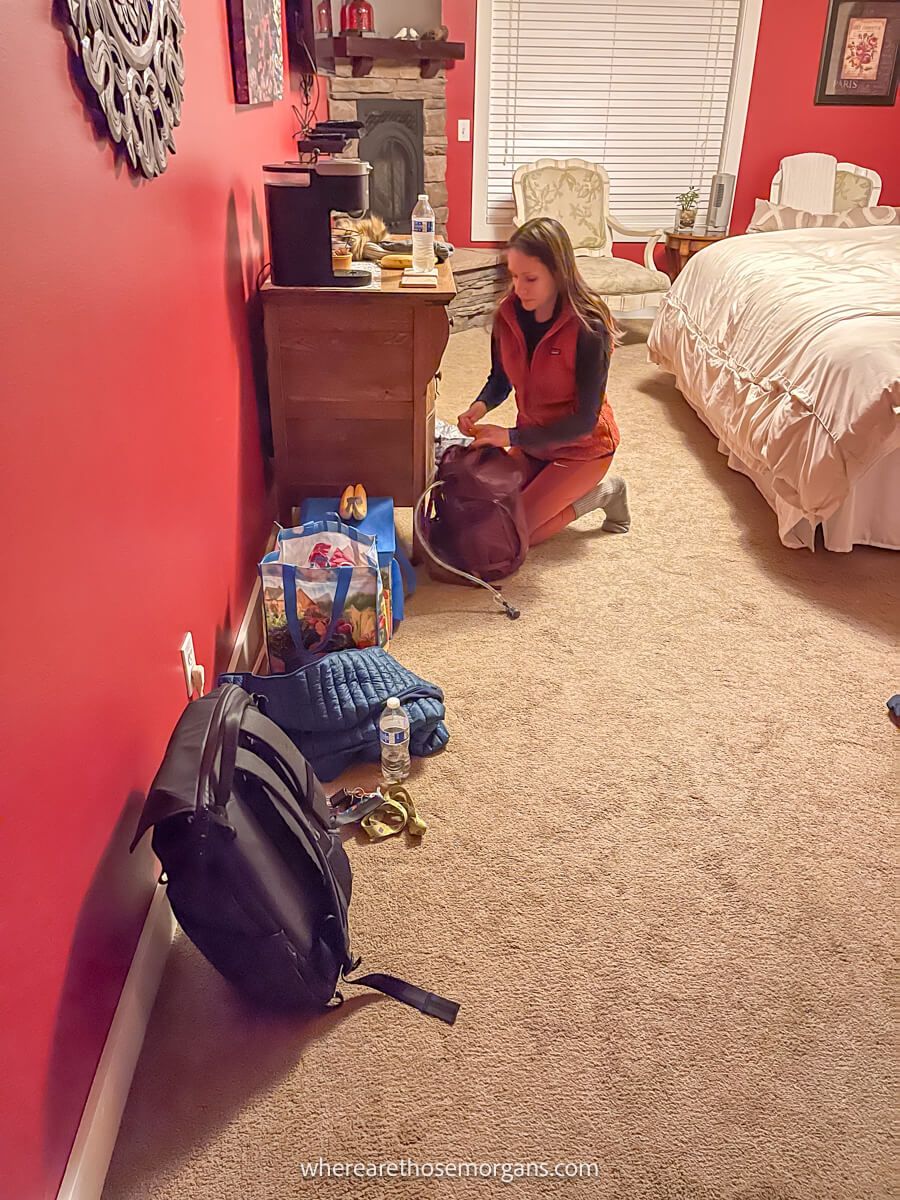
[{"xmin": 572, "ymin": 475, "xmax": 631, "ymax": 533}]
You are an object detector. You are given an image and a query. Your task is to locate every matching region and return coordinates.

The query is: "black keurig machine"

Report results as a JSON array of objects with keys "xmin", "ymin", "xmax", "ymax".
[{"xmin": 264, "ymin": 123, "xmax": 373, "ymax": 288}]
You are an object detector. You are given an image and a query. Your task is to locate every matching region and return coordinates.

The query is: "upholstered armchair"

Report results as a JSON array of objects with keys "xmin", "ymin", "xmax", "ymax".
[
  {"xmin": 512, "ymin": 158, "xmax": 670, "ymax": 314},
  {"xmin": 769, "ymin": 153, "xmax": 883, "ymax": 214}
]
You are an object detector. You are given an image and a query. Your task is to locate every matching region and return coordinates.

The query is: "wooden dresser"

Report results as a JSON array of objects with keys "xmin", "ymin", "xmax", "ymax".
[{"xmin": 260, "ymin": 263, "xmax": 456, "ymax": 528}]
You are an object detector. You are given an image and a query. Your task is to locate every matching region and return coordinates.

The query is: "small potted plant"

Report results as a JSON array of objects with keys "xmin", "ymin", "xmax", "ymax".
[{"xmin": 675, "ymin": 186, "xmax": 700, "ymax": 230}]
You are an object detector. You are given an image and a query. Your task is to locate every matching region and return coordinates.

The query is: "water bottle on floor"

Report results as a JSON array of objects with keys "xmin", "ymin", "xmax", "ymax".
[
  {"xmin": 411, "ymin": 194, "xmax": 435, "ymax": 273},
  {"xmin": 380, "ymin": 697, "xmax": 410, "ymax": 782}
]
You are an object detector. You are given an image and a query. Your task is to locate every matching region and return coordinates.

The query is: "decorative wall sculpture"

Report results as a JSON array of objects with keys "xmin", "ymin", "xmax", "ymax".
[
  {"xmin": 63, "ymin": 0, "xmax": 185, "ymax": 177},
  {"xmin": 227, "ymin": 0, "xmax": 285, "ymax": 105}
]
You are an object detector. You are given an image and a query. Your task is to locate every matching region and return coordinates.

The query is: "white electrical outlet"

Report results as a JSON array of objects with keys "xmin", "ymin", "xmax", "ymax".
[
  {"xmin": 457, "ymin": 119, "xmax": 471, "ymax": 142},
  {"xmin": 180, "ymin": 633, "xmax": 197, "ymax": 697}
]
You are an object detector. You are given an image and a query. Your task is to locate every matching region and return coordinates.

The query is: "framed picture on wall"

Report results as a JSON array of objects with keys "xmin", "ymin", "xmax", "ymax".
[
  {"xmin": 815, "ymin": 0, "xmax": 900, "ymax": 104},
  {"xmin": 227, "ymin": 0, "xmax": 285, "ymax": 104}
]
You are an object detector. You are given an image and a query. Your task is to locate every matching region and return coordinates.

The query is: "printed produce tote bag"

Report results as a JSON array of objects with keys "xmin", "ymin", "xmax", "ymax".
[{"xmin": 260, "ymin": 518, "xmax": 387, "ymax": 673}]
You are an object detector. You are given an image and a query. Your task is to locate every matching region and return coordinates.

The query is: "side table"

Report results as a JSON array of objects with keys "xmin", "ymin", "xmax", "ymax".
[{"xmin": 665, "ymin": 228, "xmax": 727, "ymax": 279}]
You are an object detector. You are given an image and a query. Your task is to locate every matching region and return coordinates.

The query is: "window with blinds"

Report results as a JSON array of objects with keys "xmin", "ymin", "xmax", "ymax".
[{"xmin": 472, "ymin": 0, "xmax": 757, "ymax": 239}]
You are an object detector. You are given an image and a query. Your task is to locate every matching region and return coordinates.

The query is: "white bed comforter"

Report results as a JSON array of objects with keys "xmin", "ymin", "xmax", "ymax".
[{"xmin": 648, "ymin": 227, "xmax": 900, "ymax": 536}]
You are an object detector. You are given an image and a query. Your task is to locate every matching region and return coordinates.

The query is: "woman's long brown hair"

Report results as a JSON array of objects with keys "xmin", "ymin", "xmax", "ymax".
[{"xmin": 506, "ymin": 216, "xmax": 620, "ymax": 342}]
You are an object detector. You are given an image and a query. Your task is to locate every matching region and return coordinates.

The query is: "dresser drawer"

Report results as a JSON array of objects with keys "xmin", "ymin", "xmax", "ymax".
[
  {"xmin": 276, "ymin": 341, "xmax": 414, "ymax": 408},
  {"xmin": 280, "ymin": 411, "xmax": 416, "ymax": 505},
  {"xmin": 271, "ymin": 298, "xmax": 413, "ymax": 340}
]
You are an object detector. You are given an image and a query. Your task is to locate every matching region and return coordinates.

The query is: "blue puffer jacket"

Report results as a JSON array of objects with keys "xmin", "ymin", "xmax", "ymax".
[{"xmin": 219, "ymin": 647, "xmax": 449, "ymax": 781}]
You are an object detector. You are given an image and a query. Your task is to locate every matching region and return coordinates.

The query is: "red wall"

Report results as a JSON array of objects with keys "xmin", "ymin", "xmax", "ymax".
[
  {"xmin": 0, "ymin": 9, "xmax": 322, "ymax": 1199},
  {"xmin": 443, "ymin": 0, "xmax": 898, "ymax": 250},
  {"xmin": 444, "ymin": 0, "xmax": 481, "ymax": 247},
  {"xmin": 732, "ymin": 0, "xmax": 898, "ymax": 229}
]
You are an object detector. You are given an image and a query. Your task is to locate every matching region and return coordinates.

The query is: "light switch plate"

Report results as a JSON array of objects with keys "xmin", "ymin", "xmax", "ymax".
[
  {"xmin": 457, "ymin": 119, "xmax": 471, "ymax": 142},
  {"xmin": 180, "ymin": 632, "xmax": 196, "ymax": 698}
]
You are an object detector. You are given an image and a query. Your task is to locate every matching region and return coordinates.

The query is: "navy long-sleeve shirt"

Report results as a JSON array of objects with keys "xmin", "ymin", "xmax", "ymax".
[{"xmin": 475, "ymin": 298, "xmax": 611, "ymax": 453}]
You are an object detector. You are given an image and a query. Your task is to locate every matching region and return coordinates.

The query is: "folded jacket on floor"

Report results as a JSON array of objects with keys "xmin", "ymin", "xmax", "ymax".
[{"xmin": 218, "ymin": 647, "xmax": 449, "ymax": 781}]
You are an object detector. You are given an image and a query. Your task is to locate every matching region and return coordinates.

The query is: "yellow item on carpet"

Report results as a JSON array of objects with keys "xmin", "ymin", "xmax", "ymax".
[
  {"xmin": 360, "ymin": 784, "xmax": 427, "ymax": 841},
  {"xmin": 386, "ymin": 784, "xmax": 427, "ymax": 837}
]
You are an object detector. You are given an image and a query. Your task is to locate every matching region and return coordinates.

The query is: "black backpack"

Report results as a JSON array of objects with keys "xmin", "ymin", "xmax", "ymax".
[{"xmin": 130, "ymin": 684, "xmax": 459, "ymax": 1024}]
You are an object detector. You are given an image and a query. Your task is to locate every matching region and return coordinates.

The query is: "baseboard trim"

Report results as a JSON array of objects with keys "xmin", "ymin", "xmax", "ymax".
[
  {"xmin": 56, "ymin": 885, "xmax": 175, "ymax": 1200},
  {"xmin": 57, "ymin": 545, "xmax": 275, "ymax": 1198}
]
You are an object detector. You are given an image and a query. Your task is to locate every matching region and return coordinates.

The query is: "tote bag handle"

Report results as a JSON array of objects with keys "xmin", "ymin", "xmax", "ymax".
[{"xmin": 283, "ymin": 564, "xmax": 353, "ymax": 663}]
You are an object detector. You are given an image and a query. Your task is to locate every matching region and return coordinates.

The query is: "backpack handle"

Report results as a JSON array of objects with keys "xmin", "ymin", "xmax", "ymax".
[{"xmin": 195, "ymin": 685, "xmax": 251, "ymax": 829}]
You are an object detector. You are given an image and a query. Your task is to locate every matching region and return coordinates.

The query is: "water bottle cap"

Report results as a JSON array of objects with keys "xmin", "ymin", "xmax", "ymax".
[{"xmin": 386, "ymin": 697, "xmax": 400, "ymax": 709}]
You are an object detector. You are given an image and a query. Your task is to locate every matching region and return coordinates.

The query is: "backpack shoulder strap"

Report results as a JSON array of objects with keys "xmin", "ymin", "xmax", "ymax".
[
  {"xmin": 241, "ymin": 705, "xmax": 334, "ymax": 832},
  {"xmin": 342, "ymin": 968, "xmax": 460, "ymax": 1025}
]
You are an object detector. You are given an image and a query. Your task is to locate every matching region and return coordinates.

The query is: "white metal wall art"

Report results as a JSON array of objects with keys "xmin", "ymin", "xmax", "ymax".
[{"xmin": 64, "ymin": 0, "xmax": 185, "ymax": 178}]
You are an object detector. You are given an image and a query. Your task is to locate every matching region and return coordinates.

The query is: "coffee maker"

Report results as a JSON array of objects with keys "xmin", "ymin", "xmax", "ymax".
[{"xmin": 264, "ymin": 123, "xmax": 373, "ymax": 288}]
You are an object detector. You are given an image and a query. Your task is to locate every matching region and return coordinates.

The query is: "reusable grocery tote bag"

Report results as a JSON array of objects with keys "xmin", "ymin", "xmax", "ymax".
[{"xmin": 260, "ymin": 518, "xmax": 387, "ymax": 673}]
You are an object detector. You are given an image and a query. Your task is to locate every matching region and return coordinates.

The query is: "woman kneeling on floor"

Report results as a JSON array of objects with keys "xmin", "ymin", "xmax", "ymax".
[{"xmin": 458, "ymin": 216, "xmax": 630, "ymax": 546}]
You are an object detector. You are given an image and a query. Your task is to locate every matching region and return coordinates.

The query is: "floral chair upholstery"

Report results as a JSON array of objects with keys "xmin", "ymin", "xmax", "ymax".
[{"xmin": 512, "ymin": 158, "xmax": 670, "ymax": 313}]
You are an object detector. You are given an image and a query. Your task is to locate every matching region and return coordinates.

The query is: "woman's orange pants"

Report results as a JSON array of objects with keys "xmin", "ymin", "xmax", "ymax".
[{"xmin": 508, "ymin": 448, "xmax": 613, "ymax": 546}]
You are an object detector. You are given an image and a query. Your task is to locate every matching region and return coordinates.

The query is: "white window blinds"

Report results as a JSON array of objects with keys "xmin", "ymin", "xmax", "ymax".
[{"xmin": 474, "ymin": 0, "xmax": 747, "ymax": 237}]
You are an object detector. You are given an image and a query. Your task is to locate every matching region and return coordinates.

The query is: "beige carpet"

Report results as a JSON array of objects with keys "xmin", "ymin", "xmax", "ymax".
[{"xmin": 103, "ymin": 326, "xmax": 898, "ymax": 1200}]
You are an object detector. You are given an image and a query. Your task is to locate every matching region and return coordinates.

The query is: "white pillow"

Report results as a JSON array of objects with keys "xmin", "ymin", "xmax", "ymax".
[{"xmin": 747, "ymin": 199, "xmax": 899, "ymax": 233}]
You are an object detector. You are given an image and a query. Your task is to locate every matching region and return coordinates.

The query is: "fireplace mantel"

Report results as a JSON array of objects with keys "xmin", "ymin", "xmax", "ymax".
[{"xmin": 317, "ymin": 34, "xmax": 465, "ymax": 79}]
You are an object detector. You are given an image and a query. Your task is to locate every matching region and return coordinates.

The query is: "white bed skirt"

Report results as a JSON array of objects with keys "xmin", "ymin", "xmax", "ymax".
[
  {"xmin": 717, "ymin": 435, "xmax": 900, "ymax": 552},
  {"xmin": 647, "ymin": 228, "xmax": 900, "ymax": 553}
]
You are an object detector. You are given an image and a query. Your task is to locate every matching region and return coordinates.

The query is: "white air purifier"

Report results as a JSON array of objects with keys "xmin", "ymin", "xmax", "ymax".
[{"xmin": 706, "ymin": 172, "xmax": 735, "ymax": 234}]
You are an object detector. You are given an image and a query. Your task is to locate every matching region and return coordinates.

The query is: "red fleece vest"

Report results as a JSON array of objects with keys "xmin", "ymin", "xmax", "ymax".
[{"xmin": 494, "ymin": 295, "xmax": 620, "ymax": 462}]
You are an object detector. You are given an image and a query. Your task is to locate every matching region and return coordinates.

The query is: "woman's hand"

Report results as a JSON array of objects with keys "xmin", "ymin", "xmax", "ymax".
[
  {"xmin": 472, "ymin": 423, "xmax": 511, "ymax": 448},
  {"xmin": 457, "ymin": 400, "xmax": 487, "ymax": 437}
]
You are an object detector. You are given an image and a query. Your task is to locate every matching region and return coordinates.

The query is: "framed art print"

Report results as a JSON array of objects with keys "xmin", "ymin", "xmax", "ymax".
[
  {"xmin": 227, "ymin": 0, "xmax": 285, "ymax": 104},
  {"xmin": 815, "ymin": 0, "xmax": 899, "ymax": 104}
]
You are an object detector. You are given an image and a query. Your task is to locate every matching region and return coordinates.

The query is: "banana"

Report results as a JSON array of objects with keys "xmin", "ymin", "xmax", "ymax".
[{"xmin": 379, "ymin": 253, "xmax": 415, "ymax": 270}]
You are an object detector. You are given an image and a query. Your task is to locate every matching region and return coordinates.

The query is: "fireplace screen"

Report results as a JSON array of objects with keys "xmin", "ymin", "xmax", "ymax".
[{"xmin": 356, "ymin": 100, "xmax": 425, "ymax": 232}]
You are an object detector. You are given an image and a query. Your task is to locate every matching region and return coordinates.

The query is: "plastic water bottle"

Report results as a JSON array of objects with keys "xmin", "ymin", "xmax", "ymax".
[
  {"xmin": 379, "ymin": 697, "xmax": 410, "ymax": 782},
  {"xmin": 411, "ymin": 194, "xmax": 436, "ymax": 273}
]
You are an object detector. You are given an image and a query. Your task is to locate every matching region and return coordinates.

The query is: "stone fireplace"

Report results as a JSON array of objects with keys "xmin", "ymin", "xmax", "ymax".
[
  {"xmin": 326, "ymin": 59, "xmax": 503, "ymax": 333},
  {"xmin": 326, "ymin": 63, "xmax": 448, "ymax": 237},
  {"xmin": 356, "ymin": 98, "xmax": 424, "ymax": 232}
]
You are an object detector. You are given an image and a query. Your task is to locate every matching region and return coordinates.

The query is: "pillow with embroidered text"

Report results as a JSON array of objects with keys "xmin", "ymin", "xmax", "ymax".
[{"xmin": 746, "ymin": 200, "xmax": 899, "ymax": 234}]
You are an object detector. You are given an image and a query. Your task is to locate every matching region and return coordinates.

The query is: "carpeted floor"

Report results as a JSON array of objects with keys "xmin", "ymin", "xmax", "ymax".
[{"xmin": 103, "ymin": 325, "xmax": 898, "ymax": 1200}]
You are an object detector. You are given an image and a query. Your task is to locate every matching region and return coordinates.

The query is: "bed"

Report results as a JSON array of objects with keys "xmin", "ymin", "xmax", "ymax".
[{"xmin": 647, "ymin": 226, "xmax": 900, "ymax": 551}]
